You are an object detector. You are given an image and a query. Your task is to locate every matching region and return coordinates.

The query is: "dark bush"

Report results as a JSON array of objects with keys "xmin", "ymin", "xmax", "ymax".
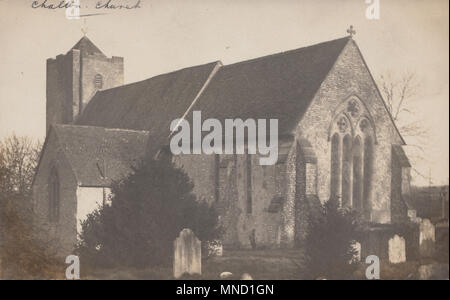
[
  {"xmin": 305, "ymin": 197, "xmax": 361, "ymax": 280},
  {"xmin": 76, "ymin": 156, "xmax": 222, "ymax": 269}
]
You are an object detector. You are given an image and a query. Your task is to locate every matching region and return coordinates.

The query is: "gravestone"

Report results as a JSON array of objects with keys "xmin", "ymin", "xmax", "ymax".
[
  {"xmin": 173, "ymin": 228, "xmax": 202, "ymax": 279},
  {"xmin": 207, "ymin": 240, "xmax": 223, "ymax": 257},
  {"xmin": 388, "ymin": 235, "xmax": 406, "ymax": 264},
  {"xmin": 419, "ymin": 219, "xmax": 435, "ymax": 257},
  {"xmin": 352, "ymin": 241, "xmax": 362, "ymax": 262},
  {"xmin": 220, "ymin": 272, "xmax": 234, "ymax": 279},
  {"xmin": 241, "ymin": 273, "xmax": 253, "ymax": 280},
  {"xmin": 408, "ymin": 209, "xmax": 419, "ymax": 223},
  {"xmin": 418, "ymin": 264, "xmax": 434, "ymax": 280},
  {"xmin": 418, "ymin": 263, "xmax": 449, "ymax": 280}
]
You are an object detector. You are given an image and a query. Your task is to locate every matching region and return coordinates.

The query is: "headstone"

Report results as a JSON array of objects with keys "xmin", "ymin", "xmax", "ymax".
[
  {"xmin": 207, "ymin": 240, "xmax": 223, "ymax": 257},
  {"xmin": 418, "ymin": 264, "xmax": 434, "ymax": 280},
  {"xmin": 388, "ymin": 235, "xmax": 406, "ymax": 264},
  {"xmin": 220, "ymin": 272, "xmax": 233, "ymax": 279},
  {"xmin": 241, "ymin": 273, "xmax": 253, "ymax": 280},
  {"xmin": 408, "ymin": 209, "xmax": 419, "ymax": 223},
  {"xmin": 419, "ymin": 219, "xmax": 435, "ymax": 257},
  {"xmin": 173, "ymin": 228, "xmax": 202, "ymax": 279},
  {"xmin": 352, "ymin": 241, "xmax": 362, "ymax": 262},
  {"xmin": 418, "ymin": 263, "xmax": 449, "ymax": 280}
]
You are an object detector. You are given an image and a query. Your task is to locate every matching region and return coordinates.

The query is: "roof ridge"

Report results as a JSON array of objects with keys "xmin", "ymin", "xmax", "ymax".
[
  {"xmin": 92, "ymin": 37, "xmax": 350, "ymax": 97},
  {"xmin": 223, "ymin": 36, "xmax": 351, "ymax": 68},
  {"xmin": 96, "ymin": 38, "xmax": 349, "ymax": 95},
  {"xmin": 53, "ymin": 124, "xmax": 150, "ymax": 134},
  {"xmin": 96, "ymin": 60, "xmax": 222, "ymax": 95}
]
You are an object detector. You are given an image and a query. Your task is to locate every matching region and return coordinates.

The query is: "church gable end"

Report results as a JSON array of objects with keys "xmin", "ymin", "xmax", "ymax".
[
  {"xmin": 296, "ymin": 38, "xmax": 407, "ymax": 224},
  {"xmin": 32, "ymin": 127, "xmax": 78, "ymax": 257}
]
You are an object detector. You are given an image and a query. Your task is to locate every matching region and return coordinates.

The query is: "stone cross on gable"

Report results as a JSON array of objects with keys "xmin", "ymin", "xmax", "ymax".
[
  {"xmin": 81, "ymin": 18, "xmax": 88, "ymax": 36},
  {"xmin": 347, "ymin": 25, "xmax": 356, "ymax": 38}
]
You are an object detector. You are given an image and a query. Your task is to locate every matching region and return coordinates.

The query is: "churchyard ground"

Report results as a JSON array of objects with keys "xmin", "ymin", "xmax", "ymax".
[{"xmin": 80, "ymin": 249, "xmax": 448, "ymax": 280}]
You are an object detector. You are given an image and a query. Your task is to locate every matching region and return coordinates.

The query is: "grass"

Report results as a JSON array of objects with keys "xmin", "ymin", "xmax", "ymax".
[
  {"xmin": 82, "ymin": 249, "xmax": 449, "ymax": 280},
  {"xmin": 80, "ymin": 249, "xmax": 307, "ymax": 280},
  {"xmin": 5, "ymin": 248, "xmax": 445, "ymax": 280},
  {"xmin": 202, "ymin": 249, "xmax": 306, "ymax": 280}
]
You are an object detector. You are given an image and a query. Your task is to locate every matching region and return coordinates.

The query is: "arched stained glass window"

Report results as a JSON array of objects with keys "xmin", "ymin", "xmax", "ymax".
[
  {"xmin": 363, "ymin": 136, "xmax": 374, "ymax": 216},
  {"xmin": 352, "ymin": 136, "xmax": 363, "ymax": 211},
  {"xmin": 330, "ymin": 133, "xmax": 341, "ymax": 200},
  {"xmin": 342, "ymin": 135, "xmax": 352, "ymax": 207},
  {"xmin": 329, "ymin": 98, "xmax": 376, "ymax": 217}
]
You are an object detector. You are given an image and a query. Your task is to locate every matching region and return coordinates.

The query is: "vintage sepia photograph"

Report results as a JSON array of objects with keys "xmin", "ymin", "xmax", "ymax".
[{"xmin": 0, "ymin": 0, "xmax": 448, "ymax": 283}]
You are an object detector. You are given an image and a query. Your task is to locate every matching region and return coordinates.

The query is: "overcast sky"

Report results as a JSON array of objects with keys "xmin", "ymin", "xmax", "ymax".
[{"xmin": 0, "ymin": 0, "xmax": 448, "ymax": 186}]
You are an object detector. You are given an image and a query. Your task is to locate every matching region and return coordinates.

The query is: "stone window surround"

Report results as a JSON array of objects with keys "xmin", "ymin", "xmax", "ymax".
[
  {"xmin": 329, "ymin": 96, "xmax": 376, "ymax": 215},
  {"xmin": 94, "ymin": 73, "xmax": 104, "ymax": 90}
]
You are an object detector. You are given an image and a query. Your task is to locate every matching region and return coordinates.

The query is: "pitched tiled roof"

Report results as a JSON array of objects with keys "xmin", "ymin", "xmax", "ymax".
[
  {"xmin": 76, "ymin": 61, "xmax": 221, "ymax": 156},
  {"xmin": 70, "ymin": 36, "xmax": 106, "ymax": 56},
  {"xmin": 185, "ymin": 37, "xmax": 351, "ymax": 136},
  {"xmin": 53, "ymin": 124, "xmax": 150, "ymax": 187},
  {"xmin": 77, "ymin": 37, "xmax": 350, "ymax": 157}
]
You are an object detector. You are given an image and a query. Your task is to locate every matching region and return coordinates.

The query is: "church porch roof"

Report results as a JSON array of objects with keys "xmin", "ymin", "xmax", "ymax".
[{"xmin": 53, "ymin": 124, "xmax": 150, "ymax": 187}]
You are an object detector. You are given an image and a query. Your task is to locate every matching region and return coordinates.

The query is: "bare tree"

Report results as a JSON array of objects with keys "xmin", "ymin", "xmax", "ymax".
[
  {"xmin": 0, "ymin": 134, "xmax": 42, "ymax": 198},
  {"xmin": 0, "ymin": 135, "xmax": 62, "ymax": 279},
  {"xmin": 378, "ymin": 71, "xmax": 429, "ymax": 179}
]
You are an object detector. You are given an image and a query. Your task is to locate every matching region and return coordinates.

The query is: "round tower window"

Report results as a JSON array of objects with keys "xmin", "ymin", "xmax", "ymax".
[{"xmin": 94, "ymin": 74, "xmax": 103, "ymax": 89}]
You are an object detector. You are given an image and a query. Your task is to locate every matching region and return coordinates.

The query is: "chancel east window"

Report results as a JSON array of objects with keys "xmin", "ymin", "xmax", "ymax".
[
  {"xmin": 48, "ymin": 168, "xmax": 60, "ymax": 222},
  {"xmin": 329, "ymin": 98, "xmax": 375, "ymax": 216}
]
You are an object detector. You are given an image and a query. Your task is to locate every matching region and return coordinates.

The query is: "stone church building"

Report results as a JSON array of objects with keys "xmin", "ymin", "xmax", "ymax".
[{"xmin": 32, "ymin": 35, "xmax": 413, "ymax": 258}]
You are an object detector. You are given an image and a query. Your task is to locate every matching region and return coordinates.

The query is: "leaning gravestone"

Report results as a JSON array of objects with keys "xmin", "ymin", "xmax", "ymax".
[
  {"xmin": 388, "ymin": 235, "xmax": 406, "ymax": 264},
  {"xmin": 173, "ymin": 228, "xmax": 202, "ymax": 279},
  {"xmin": 419, "ymin": 219, "xmax": 435, "ymax": 258}
]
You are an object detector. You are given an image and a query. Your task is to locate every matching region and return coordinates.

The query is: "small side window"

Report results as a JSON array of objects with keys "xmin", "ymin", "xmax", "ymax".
[
  {"xmin": 48, "ymin": 168, "xmax": 60, "ymax": 222},
  {"xmin": 94, "ymin": 74, "xmax": 103, "ymax": 89}
]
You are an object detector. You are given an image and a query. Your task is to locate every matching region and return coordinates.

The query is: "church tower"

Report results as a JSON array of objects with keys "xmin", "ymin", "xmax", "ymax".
[{"xmin": 46, "ymin": 36, "xmax": 124, "ymax": 133}]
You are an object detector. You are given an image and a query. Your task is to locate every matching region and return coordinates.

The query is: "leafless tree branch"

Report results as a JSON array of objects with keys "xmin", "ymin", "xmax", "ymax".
[{"xmin": 378, "ymin": 71, "xmax": 431, "ymax": 184}]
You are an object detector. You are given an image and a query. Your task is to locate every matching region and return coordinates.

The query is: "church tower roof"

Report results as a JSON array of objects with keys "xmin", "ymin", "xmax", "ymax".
[{"xmin": 70, "ymin": 36, "xmax": 106, "ymax": 56}]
